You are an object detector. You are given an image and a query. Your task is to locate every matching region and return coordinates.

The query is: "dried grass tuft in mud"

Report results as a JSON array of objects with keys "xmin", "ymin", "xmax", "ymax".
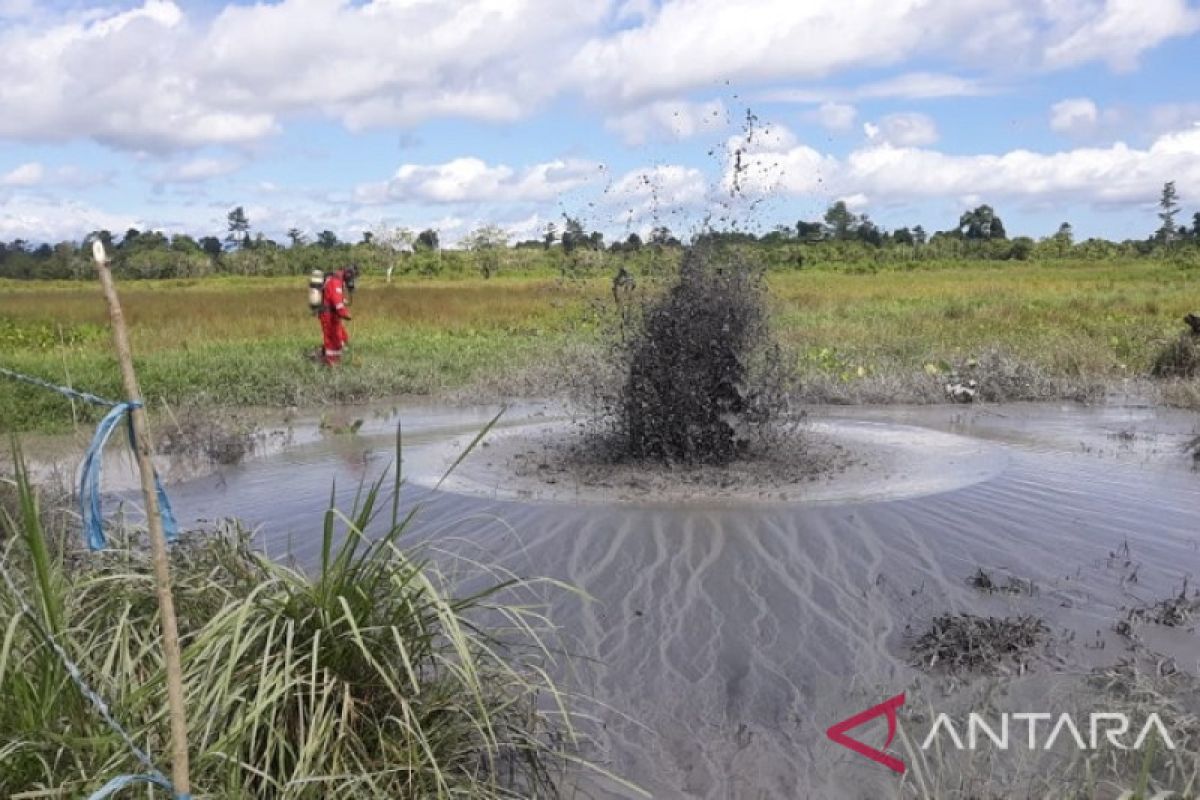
[
  {"xmin": 1121, "ymin": 580, "xmax": 1200, "ymax": 632},
  {"xmin": 967, "ymin": 567, "xmax": 1037, "ymax": 596},
  {"xmin": 910, "ymin": 613, "xmax": 1050, "ymax": 674}
]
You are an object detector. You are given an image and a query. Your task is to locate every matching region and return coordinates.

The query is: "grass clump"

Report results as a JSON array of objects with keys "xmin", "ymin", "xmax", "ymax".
[
  {"xmin": 1152, "ymin": 333, "xmax": 1200, "ymax": 379},
  {"xmin": 0, "ymin": 446, "xmax": 593, "ymax": 798}
]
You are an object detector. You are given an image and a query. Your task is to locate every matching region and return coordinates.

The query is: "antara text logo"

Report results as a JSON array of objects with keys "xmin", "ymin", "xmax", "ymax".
[{"xmin": 827, "ymin": 693, "xmax": 1176, "ymax": 774}]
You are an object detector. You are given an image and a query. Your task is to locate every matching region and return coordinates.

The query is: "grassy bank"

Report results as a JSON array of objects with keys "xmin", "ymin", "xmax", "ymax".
[
  {"xmin": 0, "ymin": 452, "xmax": 592, "ymax": 798},
  {"xmin": 2, "ymin": 259, "xmax": 1198, "ymax": 433}
]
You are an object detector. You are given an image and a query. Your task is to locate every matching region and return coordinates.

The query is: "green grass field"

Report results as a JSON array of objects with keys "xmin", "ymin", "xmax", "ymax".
[{"xmin": 2, "ymin": 259, "xmax": 1197, "ymax": 433}]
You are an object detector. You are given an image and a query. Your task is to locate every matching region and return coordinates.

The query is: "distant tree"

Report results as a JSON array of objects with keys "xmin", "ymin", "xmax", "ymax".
[
  {"xmin": 855, "ymin": 215, "xmax": 883, "ymax": 246},
  {"xmin": 796, "ymin": 220, "xmax": 824, "ymax": 241},
  {"xmin": 543, "ymin": 222, "xmax": 557, "ymax": 250},
  {"xmin": 649, "ymin": 226, "xmax": 679, "ymax": 247},
  {"xmin": 1054, "ymin": 222, "xmax": 1074, "ymax": 246},
  {"xmin": 416, "ymin": 228, "xmax": 439, "ymax": 251},
  {"xmin": 463, "ymin": 224, "xmax": 509, "ymax": 279},
  {"xmin": 958, "ymin": 205, "xmax": 1006, "ymax": 240},
  {"xmin": 1156, "ymin": 181, "xmax": 1180, "ymax": 244},
  {"xmin": 823, "ymin": 201, "xmax": 858, "ymax": 240},
  {"xmin": 87, "ymin": 230, "xmax": 115, "ymax": 252},
  {"xmin": 316, "ymin": 230, "xmax": 340, "ymax": 249},
  {"xmin": 199, "ymin": 236, "xmax": 223, "ymax": 258},
  {"xmin": 561, "ymin": 216, "xmax": 586, "ymax": 253},
  {"xmin": 1192, "ymin": 212, "xmax": 1200, "ymax": 241},
  {"xmin": 1008, "ymin": 237, "xmax": 1035, "ymax": 261},
  {"xmin": 913, "ymin": 225, "xmax": 928, "ymax": 245},
  {"xmin": 254, "ymin": 232, "xmax": 279, "ymax": 250},
  {"xmin": 286, "ymin": 228, "xmax": 307, "ymax": 247},
  {"xmin": 893, "ymin": 227, "xmax": 915, "ymax": 246},
  {"xmin": 170, "ymin": 234, "xmax": 200, "ymax": 253},
  {"xmin": 361, "ymin": 231, "xmax": 374, "ymax": 245},
  {"xmin": 225, "ymin": 206, "xmax": 251, "ymax": 250},
  {"xmin": 588, "ymin": 230, "xmax": 605, "ymax": 250},
  {"xmin": 120, "ymin": 228, "xmax": 141, "ymax": 249},
  {"xmin": 624, "ymin": 232, "xmax": 643, "ymax": 252}
]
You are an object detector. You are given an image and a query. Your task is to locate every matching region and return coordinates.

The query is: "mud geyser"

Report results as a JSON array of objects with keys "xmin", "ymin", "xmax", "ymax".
[{"xmin": 619, "ymin": 249, "xmax": 789, "ymax": 465}]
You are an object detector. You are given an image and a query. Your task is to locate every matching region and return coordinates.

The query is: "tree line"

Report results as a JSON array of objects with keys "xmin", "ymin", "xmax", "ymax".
[{"xmin": 2, "ymin": 184, "xmax": 1198, "ymax": 281}]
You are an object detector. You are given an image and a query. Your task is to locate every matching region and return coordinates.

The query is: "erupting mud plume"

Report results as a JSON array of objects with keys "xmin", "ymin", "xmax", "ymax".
[{"xmin": 617, "ymin": 248, "xmax": 792, "ymax": 465}]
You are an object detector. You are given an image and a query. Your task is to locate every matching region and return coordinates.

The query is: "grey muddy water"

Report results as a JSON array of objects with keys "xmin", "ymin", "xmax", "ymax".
[{"xmin": 90, "ymin": 401, "xmax": 1200, "ymax": 798}]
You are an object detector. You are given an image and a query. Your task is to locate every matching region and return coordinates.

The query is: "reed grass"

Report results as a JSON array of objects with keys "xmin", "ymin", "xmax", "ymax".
[{"xmin": 0, "ymin": 437, "xmax": 602, "ymax": 798}]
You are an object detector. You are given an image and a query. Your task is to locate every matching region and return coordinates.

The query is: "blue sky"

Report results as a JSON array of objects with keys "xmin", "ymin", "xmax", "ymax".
[{"xmin": 1, "ymin": 0, "xmax": 1199, "ymax": 245}]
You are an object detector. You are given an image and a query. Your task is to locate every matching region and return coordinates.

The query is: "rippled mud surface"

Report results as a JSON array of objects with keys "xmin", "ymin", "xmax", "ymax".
[{"xmin": 79, "ymin": 401, "xmax": 1200, "ymax": 798}]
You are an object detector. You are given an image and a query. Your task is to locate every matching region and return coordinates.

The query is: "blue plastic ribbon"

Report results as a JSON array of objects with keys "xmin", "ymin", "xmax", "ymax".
[
  {"xmin": 79, "ymin": 401, "xmax": 178, "ymax": 550},
  {"xmin": 86, "ymin": 772, "xmax": 175, "ymax": 799},
  {"xmin": 1, "ymin": 367, "xmax": 178, "ymax": 550}
]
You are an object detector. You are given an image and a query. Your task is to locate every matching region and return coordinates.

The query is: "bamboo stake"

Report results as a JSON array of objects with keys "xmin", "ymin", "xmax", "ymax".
[{"xmin": 91, "ymin": 240, "xmax": 191, "ymax": 796}]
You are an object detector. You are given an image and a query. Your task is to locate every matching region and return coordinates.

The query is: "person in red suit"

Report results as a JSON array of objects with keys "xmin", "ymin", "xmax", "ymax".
[{"xmin": 319, "ymin": 265, "xmax": 356, "ymax": 365}]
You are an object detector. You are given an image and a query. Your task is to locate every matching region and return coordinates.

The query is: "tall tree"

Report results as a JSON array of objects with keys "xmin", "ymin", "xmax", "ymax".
[
  {"xmin": 1054, "ymin": 222, "xmax": 1074, "ymax": 246},
  {"xmin": 286, "ymin": 228, "xmax": 307, "ymax": 247},
  {"xmin": 542, "ymin": 222, "xmax": 557, "ymax": 250},
  {"xmin": 796, "ymin": 220, "xmax": 823, "ymax": 240},
  {"xmin": 416, "ymin": 228, "xmax": 439, "ymax": 251},
  {"xmin": 958, "ymin": 205, "xmax": 1006, "ymax": 240},
  {"xmin": 1157, "ymin": 181, "xmax": 1180, "ymax": 243},
  {"xmin": 560, "ymin": 216, "xmax": 586, "ymax": 253},
  {"xmin": 913, "ymin": 225, "xmax": 928, "ymax": 245},
  {"xmin": 226, "ymin": 206, "xmax": 251, "ymax": 250},
  {"xmin": 316, "ymin": 230, "xmax": 340, "ymax": 249},
  {"xmin": 199, "ymin": 236, "xmax": 222, "ymax": 258},
  {"xmin": 823, "ymin": 201, "xmax": 857, "ymax": 240}
]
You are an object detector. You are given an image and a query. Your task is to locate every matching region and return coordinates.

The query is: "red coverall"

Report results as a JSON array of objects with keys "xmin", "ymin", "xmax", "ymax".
[{"xmin": 319, "ymin": 270, "xmax": 351, "ymax": 365}]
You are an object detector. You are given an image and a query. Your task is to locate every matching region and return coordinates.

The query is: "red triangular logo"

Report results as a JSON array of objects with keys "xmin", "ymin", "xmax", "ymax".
[{"xmin": 826, "ymin": 693, "xmax": 907, "ymax": 774}]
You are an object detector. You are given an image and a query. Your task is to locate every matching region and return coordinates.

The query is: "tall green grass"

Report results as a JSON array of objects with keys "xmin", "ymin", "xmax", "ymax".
[{"xmin": 0, "ymin": 442, "xmax": 601, "ymax": 798}]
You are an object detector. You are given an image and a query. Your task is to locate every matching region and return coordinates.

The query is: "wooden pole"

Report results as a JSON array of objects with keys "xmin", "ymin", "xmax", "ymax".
[{"xmin": 91, "ymin": 241, "xmax": 191, "ymax": 796}]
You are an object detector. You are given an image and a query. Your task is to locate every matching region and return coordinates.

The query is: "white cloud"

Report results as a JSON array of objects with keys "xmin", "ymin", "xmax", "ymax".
[
  {"xmin": 153, "ymin": 157, "xmax": 245, "ymax": 184},
  {"xmin": 759, "ymin": 72, "xmax": 992, "ymax": 105},
  {"xmin": 0, "ymin": 194, "xmax": 138, "ymax": 240},
  {"xmin": 864, "ymin": 113, "xmax": 939, "ymax": 146},
  {"xmin": 571, "ymin": 0, "xmax": 1193, "ymax": 104},
  {"xmin": 811, "ymin": 103, "xmax": 857, "ymax": 132},
  {"xmin": 1149, "ymin": 103, "xmax": 1200, "ymax": 136},
  {"xmin": 0, "ymin": 162, "xmax": 43, "ymax": 187},
  {"xmin": 354, "ymin": 157, "xmax": 599, "ymax": 205},
  {"xmin": 0, "ymin": 0, "xmax": 602, "ymax": 151},
  {"xmin": 1050, "ymin": 98, "xmax": 1100, "ymax": 135},
  {"xmin": 606, "ymin": 99, "xmax": 727, "ymax": 146},
  {"xmin": 855, "ymin": 71, "xmax": 992, "ymax": 100},
  {"xmin": 606, "ymin": 165, "xmax": 708, "ymax": 216},
  {"xmin": 1, "ymin": 0, "xmax": 1192, "ymax": 153},
  {"xmin": 1044, "ymin": 0, "xmax": 1200, "ymax": 72},
  {"xmin": 726, "ymin": 121, "xmax": 1200, "ymax": 207}
]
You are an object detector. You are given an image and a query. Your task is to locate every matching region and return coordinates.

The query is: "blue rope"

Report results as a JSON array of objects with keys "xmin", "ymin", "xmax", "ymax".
[
  {"xmin": 0, "ymin": 366, "xmax": 118, "ymax": 407},
  {"xmin": 0, "ymin": 367, "xmax": 178, "ymax": 550}
]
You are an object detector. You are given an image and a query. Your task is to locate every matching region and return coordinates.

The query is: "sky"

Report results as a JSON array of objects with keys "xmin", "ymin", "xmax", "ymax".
[{"xmin": 1, "ymin": 0, "xmax": 1199, "ymax": 246}]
